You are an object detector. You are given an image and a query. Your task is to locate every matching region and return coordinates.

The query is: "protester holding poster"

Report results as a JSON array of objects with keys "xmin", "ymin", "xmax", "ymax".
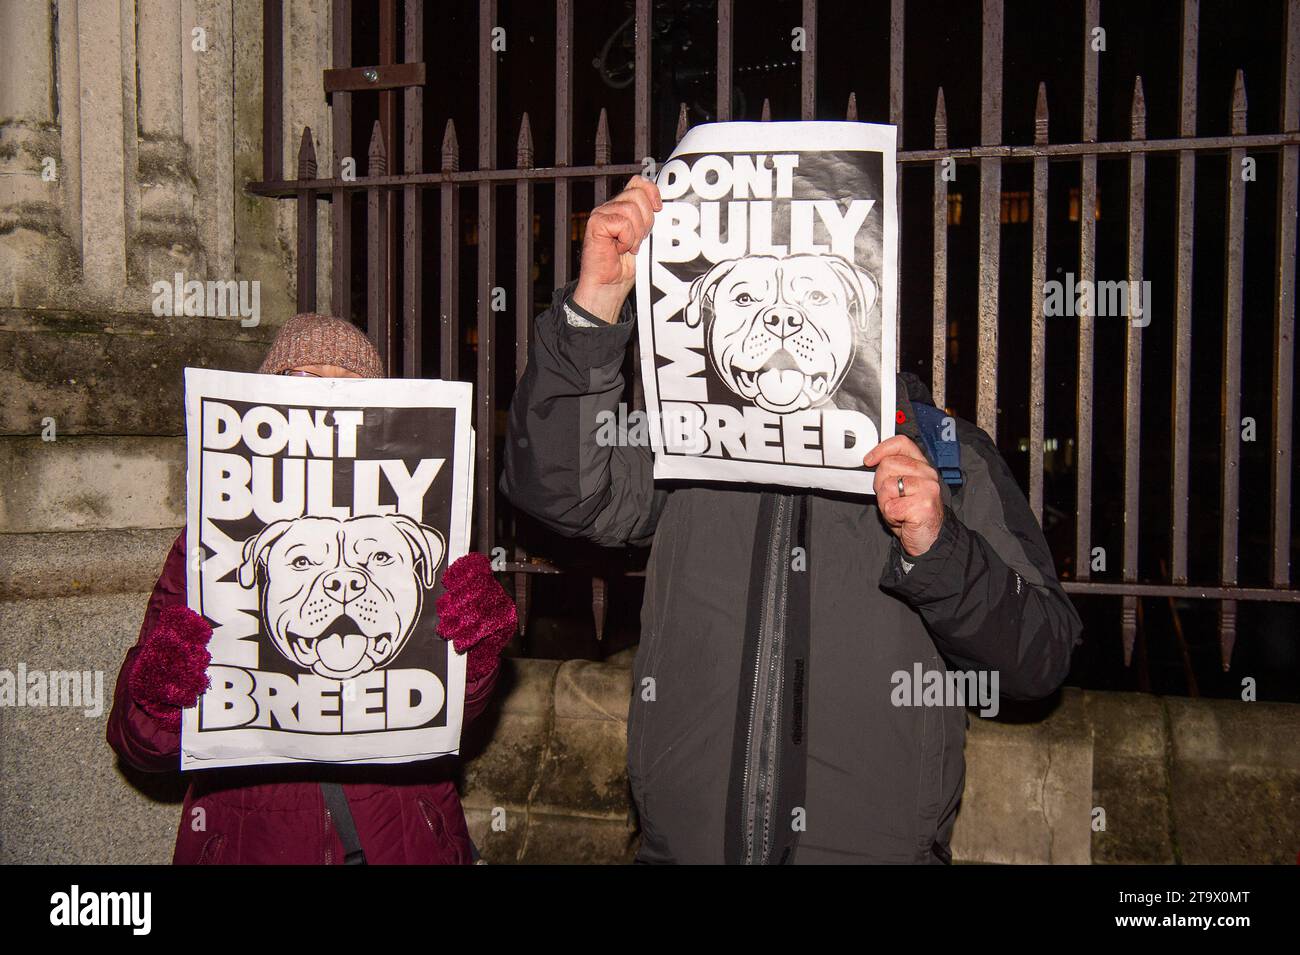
[
  {"xmin": 503, "ymin": 123, "xmax": 1082, "ymax": 865},
  {"xmin": 107, "ymin": 313, "xmax": 516, "ymax": 864},
  {"xmin": 635, "ymin": 122, "xmax": 896, "ymax": 494}
]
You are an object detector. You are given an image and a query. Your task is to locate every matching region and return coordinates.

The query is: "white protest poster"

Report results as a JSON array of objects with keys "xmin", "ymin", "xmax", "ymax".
[
  {"xmin": 635, "ymin": 121, "xmax": 897, "ymax": 495},
  {"xmin": 180, "ymin": 369, "xmax": 473, "ymax": 770}
]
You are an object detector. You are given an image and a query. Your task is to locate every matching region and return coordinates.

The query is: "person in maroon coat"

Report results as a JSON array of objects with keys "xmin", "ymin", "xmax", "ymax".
[{"xmin": 107, "ymin": 313, "xmax": 516, "ymax": 865}]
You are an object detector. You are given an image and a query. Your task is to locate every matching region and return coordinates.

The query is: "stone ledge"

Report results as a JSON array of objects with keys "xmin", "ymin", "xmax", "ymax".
[
  {"xmin": 951, "ymin": 688, "xmax": 1094, "ymax": 865},
  {"xmin": 0, "ymin": 307, "xmax": 275, "ymax": 436},
  {"xmin": 1083, "ymin": 691, "xmax": 1300, "ymax": 864},
  {"xmin": 0, "ymin": 436, "xmax": 185, "ymax": 532},
  {"xmin": 1085, "ymin": 691, "xmax": 1176, "ymax": 864},
  {"xmin": 0, "ymin": 590, "xmax": 184, "ymax": 864},
  {"xmin": 2, "ymin": 589, "xmax": 1296, "ymax": 864},
  {"xmin": 1165, "ymin": 696, "xmax": 1300, "ymax": 864},
  {"xmin": 0, "ymin": 527, "xmax": 181, "ymax": 600}
]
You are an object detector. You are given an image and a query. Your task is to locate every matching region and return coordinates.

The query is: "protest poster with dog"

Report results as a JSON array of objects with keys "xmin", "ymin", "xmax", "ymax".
[
  {"xmin": 635, "ymin": 121, "xmax": 897, "ymax": 494},
  {"xmin": 180, "ymin": 369, "xmax": 473, "ymax": 769}
]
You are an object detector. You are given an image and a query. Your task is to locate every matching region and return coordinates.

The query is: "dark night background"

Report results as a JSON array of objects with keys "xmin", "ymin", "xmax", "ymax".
[{"xmin": 340, "ymin": 0, "xmax": 1299, "ymax": 704}]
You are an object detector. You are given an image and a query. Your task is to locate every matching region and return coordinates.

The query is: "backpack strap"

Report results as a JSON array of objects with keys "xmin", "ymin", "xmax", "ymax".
[
  {"xmin": 321, "ymin": 782, "xmax": 368, "ymax": 865},
  {"xmin": 909, "ymin": 401, "xmax": 964, "ymax": 488}
]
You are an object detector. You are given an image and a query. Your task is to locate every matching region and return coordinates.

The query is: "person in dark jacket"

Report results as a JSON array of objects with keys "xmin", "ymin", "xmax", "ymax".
[
  {"xmin": 502, "ymin": 176, "xmax": 1083, "ymax": 864},
  {"xmin": 108, "ymin": 313, "xmax": 516, "ymax": 865}
]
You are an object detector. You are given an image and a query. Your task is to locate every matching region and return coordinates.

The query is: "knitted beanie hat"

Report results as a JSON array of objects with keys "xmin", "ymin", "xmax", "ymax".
[{"xmin": 257, "ymin": 313, "xmax": 385, "ymax": 378}]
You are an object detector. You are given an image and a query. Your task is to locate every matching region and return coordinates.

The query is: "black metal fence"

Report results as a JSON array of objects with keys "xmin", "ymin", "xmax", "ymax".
[{"xmin": 249, "ymin": 0, "xmax": 1299, "ymax": 677}]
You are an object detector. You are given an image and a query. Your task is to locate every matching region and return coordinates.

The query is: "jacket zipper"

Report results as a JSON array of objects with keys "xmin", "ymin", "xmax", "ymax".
[
  {"xmin": 323, "ymin": 806, "xmax": 334, "ymax": 865},
  {"xmin": 739, "ymin": 493, "xmax": 793, "ymax": 864}
]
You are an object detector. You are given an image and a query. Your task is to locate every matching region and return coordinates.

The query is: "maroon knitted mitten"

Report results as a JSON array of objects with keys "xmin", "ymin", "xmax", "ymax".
[
  {"xmin": 129, "ymin": 605, "xmax": 213, "ymax": 731},
  {"xmin": 435, "ymin": 553, "xmax": 518, "ymax": 682}
]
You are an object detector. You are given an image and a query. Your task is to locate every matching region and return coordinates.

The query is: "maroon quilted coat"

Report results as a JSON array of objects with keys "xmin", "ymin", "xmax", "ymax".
[{"xmin": 107, "ymin": 532, "xmax": 498, "ymax": 865}]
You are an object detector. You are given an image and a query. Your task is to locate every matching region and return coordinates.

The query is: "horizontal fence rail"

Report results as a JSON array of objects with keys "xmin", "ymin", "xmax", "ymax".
[{"xmin": 253, "ymin": 0, "xmax": 1299, "ymax": 671}]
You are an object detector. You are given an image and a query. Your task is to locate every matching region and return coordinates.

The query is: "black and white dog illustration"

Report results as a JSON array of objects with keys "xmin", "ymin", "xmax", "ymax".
[
  {"xmin": 237, "ymin": 514, "xmax": 445, "ymax": 681},
  {"xmin": 683, "ymin": 252, "xmax": 879, "ymax": 414}
]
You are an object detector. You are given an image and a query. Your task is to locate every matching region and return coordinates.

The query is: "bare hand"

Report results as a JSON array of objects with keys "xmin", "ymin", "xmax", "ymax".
[
  {"xmin": 863, "ymin": 435, "xmax": 945, "ymax": 557},
  {"xmin": 572, "ymin": 176, "xmax": 662, "ymax": 323}
]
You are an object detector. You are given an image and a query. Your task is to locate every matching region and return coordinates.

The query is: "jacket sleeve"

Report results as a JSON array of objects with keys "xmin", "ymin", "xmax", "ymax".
[
  {"xmin": 879, "ymin": 423, "xmax": 1082, "ymax": 700},
  {"xmin": 106, "ymin": 531, "xmax": 188, "ymax": 772},
  {"xmin": 500, "ymin": 282, "xmax": 665, "ymax": 547},
  {"xmin": 461, "ymin": 663, "xmax": 500, "ymax": 727}
]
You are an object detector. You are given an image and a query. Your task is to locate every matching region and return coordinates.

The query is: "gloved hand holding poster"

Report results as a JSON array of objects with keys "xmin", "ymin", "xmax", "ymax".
[
  {"xmin": 180, "ymin": 369, "xmax": 473, "ymax": 769},
  {"xmin": 635, "ymin": 121, "xmax": 897, "ymax": 495}
]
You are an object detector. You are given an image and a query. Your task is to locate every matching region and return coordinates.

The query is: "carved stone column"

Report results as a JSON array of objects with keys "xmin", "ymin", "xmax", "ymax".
[
  {"xmin": 134, "ymin": 0, "xmax": 205, "ymax": 289},
  {"xmin": 0, "ymin": 0, "xmax": 75, "ymax": 306}
]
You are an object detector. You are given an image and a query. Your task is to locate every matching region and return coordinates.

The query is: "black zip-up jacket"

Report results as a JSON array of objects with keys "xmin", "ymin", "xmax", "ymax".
[{"xmin": 502, "ymin": 283, "xmax": 1082, "ymax": 864}]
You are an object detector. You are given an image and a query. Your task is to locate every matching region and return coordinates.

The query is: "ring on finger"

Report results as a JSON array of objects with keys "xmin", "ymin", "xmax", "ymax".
[{"xmin": 898, "ymin": 476, "xmax": 906, "ymax": 497}]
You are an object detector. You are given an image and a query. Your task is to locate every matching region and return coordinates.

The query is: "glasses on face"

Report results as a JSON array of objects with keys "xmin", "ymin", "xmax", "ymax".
[{"xmin": 280, "ymin": 369, "xmax": 321, "ymax": 377}]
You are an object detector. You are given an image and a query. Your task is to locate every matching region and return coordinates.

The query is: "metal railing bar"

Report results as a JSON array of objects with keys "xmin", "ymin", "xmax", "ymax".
[
  {"xmin": 329, "ymin": 0, "xmax": 352, "ymax": 321},
  {"xmin": 295, "ymin": 128, "xmax": 318, "ymax": 311},
  {"xmin": 1063, "ymin": 583, "xmax": 1300, "ymax": 603},
  {"xmin": 1121, "ymin": 77, "xmax": 1147, "ymax": 665},
  {"xmin": 1171, "ymin": 0, "xmax": 1200, "ymax": 584},
  {"xmin": 717, "ymin": 0, "xmax": 733, "ymax": 122},
  {"xmin": 1029, "ymin": 82, "xmax": 1048, "ymax": 524},
  {"xmin": 931, "ymin": 87, "xmax": 948, "ymax": 409},
  {"xmin": 496, "ymin": 561, "xmax": 1300, "ymax": 603},
  {"xmin": 439, "ymin": 119, "xmax": 460, "ymax": 380},
  {"xmin": 1075, "ymin": 0, "xmax": 1100, "ymax": 583},
  {"xmin": 402, "ymin": 0, "xmax": 424, "ymax": 378},
  {"xmin": 889, "ymin": 3, "xmax": 904, "ymax": 370},
  {"xmin": 635, "ymin": 0, "xmax": 651, "ymax": 163},
  {"xmin": 1272, "ymin": 0, "xmax": 1299, "ymax": 589},
  {"xmin": 555, "ymin": 0, "xmax": 574, "ymax": 290},
  {"xmin": 475, "ymin": 0, "xmax": 498, "ymax": 553},
  {"xmin": 365, "ymin": 121, "xmax": 390, "ymax": 363},
  {"xmin": 247, "ymin": 131, "xmax": 1300, "ymax": 200},
  {"xmin": 1218, "ymin": 70, "xmax": 1249, "ymax": 670},
  {"xmin": 894, "ymin": 132, "xmax": 1300, "ymax": 162},
  {"xmin": 801, "ymin": 0, "xmax": 817, "ymax": 120},
  {"xmin": 975, "ymin": 0, "xmax": 1004, "ymax": 439}
]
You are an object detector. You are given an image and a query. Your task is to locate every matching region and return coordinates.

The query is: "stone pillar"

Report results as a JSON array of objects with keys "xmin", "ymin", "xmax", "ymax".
[
  {"xmin": 187, "ymin": 0, "xmax": 236, "ymax": 280},
  {"xmin": 135, "ymin": 0, "xmax": 205, "ymax": 291},
  {"xmin": 0, "ymin": 0, "xmax": 74, "ymax": 306},
  {"xmin": 68, "ymin": 0, "xmax": 133, "ymax": 306}
]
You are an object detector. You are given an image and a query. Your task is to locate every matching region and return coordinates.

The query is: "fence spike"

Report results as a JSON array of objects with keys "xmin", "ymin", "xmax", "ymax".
[
  {"xmin": 760, "ymin": 97, "xmax": 772, "ymax": 121},
  {"xmin": 441, "ymin": 118, "xmax": 460, "ymax": 172},
  {"xmin": 516, "ymin": 112, "xmax": 534, "ymax": 169},
  {"xmin": 934, "ymin": 87, "xmax": 947, "ymax": 150},
  {"xmin": 592, "ymin": 577, "xmax": 607, "ymax": 641},
  {"xmin": 675, "ymin": 102, "xmax": 690, "ymax": 143},
  {"xmin": 1034, "ymin": 82, "xmax": 1049, "ymax": 146},
  {"xmin": 297, "ymin": 126, "xmax": 317, "ymax": 179},
  {"xmin": 1121, "ymin": 601, "xmax": 1137, "ymax": 667},
  {"xmin": 367, "ymin": 120, "xmax": 387, "ymax": 176},
  {"xmin": 1220, "ymin": 604, "xmax": 1237, "ymax": 672},
  {"xmin": 1231, "ymin": 68, "xmax": 1248, "ymax": 135},
  {"xmin": 846, "ymin": 91, "xmax": 858, "ymax": 121},
  {"xmin": 1131, "ymin": 75, "xmax": 1147, "ymax": 140},
  {"xmin": 595, "ymin": 107, "xmax": 611, "ymax": 164}
]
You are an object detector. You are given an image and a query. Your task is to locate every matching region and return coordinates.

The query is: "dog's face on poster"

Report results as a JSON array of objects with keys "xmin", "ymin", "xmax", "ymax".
[
  {"xmin": 237, "ymin": 515, "xmax": 445, "ymax": 681},
  {"xmin": 684, "ymin": 253, "xmax": 878, "ymax": 414}
]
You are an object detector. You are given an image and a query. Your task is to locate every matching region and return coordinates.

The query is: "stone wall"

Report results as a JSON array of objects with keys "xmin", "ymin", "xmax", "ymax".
[
  {"xmin": 1, "ymin": 0, "xmax": 334, "ymax": 536},
  {"xmin": 0, "ymin": 0, "xmax": 334, "ymax": 862},
  {"xmin": 3, "ymin": 526, "xmax": 1297, "ymax": 864}
]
